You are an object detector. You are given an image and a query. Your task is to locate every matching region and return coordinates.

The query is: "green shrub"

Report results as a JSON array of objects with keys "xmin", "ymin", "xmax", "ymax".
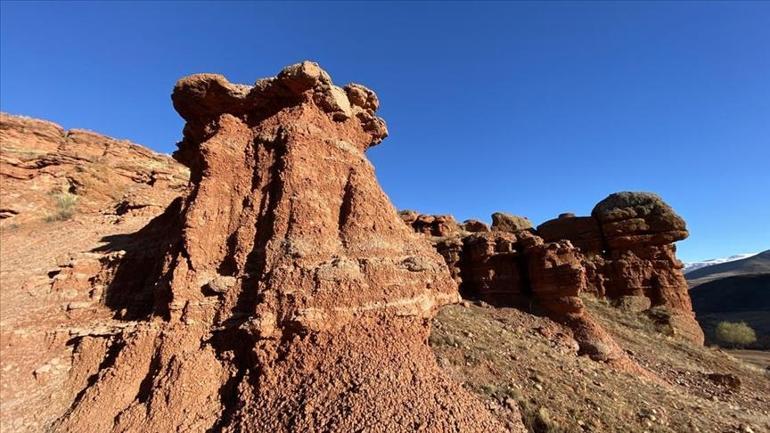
[
  {"xmin": 715, "ymin": 321, "xmax": 757, "ymax": 348},
  {"xmin": 46, "ymin": 192, "xmax": 78, "ymax": 222}
]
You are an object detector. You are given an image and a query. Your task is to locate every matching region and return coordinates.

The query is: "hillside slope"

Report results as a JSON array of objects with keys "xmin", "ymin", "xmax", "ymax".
[
  {"xmin": 432, "ymin": 299, "xmax": 770, "ymax": 433},
  {"xmin": 686, "ymin": 250, "xmax": 770, "ymax": 349},
  {"xmin": 684, "ymin": 253, "xmax": 758, "ymax": 274},
  {"xmin": 0, "ymin": 112, "xmax": 189, "ymax": 226}
]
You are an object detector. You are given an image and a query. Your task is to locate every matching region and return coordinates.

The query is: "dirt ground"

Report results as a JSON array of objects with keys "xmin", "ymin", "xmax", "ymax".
[
  {"xmin": 431, "ymin": 300, "xmax": 770, "ymax": 433},
  {"xmin": 729, "ymin": 350, "xmax": 770, "ymax": 370}
]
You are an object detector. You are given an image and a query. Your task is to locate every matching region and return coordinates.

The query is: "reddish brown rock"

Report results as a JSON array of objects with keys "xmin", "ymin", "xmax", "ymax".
[
  {"xmin": 536, "ymin": 192, "xmax": 704, "ymax": 345},
  {"xmin": 400, "ymin": 212, "xmax": 461, "ymax": 237},
  {"xmin": 525, "ymin": 239, "xmax": 586, "ymax": 317},
  {"xmin": 522, "ymin": 239, "xmax": 636, "ymax": 366},
  {"xmin": 537, "ymin": 214, "xmax": 604, "ymax": 254},
  {"xmin": 491, "ymin": 212, "xmax": 533, "ymax": 233},
  {"xmin": 592, "ymin": 192, "xmax": 688, "ymax": 250},
  {"xmin": 461, "ymin": 231, "xmax": 528, "ymax": 305},
  {"xmin": 462, "ymin": 219, "xmax": 490, "ymax": 232},
  {"xmin": 433, "ymin": 236, "xmax": 465, "ymax": 286},
  {"xmin": 0, "ymin": 113, "xmax": 189, "ymax": 225},
  {"xmin": 51, "ymin": 62, "xmax": 516, "ymax": 432}
]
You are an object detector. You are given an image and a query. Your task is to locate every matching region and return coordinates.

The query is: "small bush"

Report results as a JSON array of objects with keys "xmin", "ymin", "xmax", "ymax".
[
  {"xmin": 46, "ymin": 192, "xmax": 78, "ymax": 222},
  {"xmin": 715, "ymin": 321, "xmax": 757, "ymax": 348}
]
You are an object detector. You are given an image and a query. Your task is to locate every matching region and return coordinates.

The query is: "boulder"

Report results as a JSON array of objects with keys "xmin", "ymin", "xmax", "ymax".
[
  {"xmin": 491, "ymin": 212, "xmax": 533, "ymax": 233},
  {"xmin": 462, "ymin": 219, "xmax": 489, "ymax": 232},
  {"xmin": 592, "ymin": 191, "xmax": 688, "ymax": 249}
]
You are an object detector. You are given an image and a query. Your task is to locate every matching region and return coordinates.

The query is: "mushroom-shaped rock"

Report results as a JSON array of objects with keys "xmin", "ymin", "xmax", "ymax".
[{"xmin": 592, "ymin": 192, "xmax": 687, "ymax": 249}]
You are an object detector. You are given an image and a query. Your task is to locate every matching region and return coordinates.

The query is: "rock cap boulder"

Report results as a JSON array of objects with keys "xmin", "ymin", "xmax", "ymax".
[{"xmin": 491, "ymin": 212, "xmax": 533, "ymax": 233}]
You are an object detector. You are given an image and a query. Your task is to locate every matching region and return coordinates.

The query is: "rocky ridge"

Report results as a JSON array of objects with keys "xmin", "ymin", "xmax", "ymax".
[{"xmin": 0, "ymin": 113, "xmax": 189, "ymax": 225}]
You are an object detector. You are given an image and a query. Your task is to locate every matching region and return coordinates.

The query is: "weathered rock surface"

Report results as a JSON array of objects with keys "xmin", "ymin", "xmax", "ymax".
[
  {"xmin": 403, "ymin": 191, "xmax": 703, "ymax": 366},
  {"xmin": 462, "ymin": 219, "xmax": 490, "ymax": 232},
  {"xmin": 400, "ymin": 210, "xmax": 461, "ymax": 237},
  {"xmin": 460, "ymin": 231, "xmax": 528, "ymax": 304},
  {"xmin": 49, "ymin": 62, "xmax": 517, "ymax": 432},
  {"xmin": 539, "ymin": 192, "xmax": 704, "ymax": 344},
  {"xmin": 402, "ymin": 211, "xmax": 631, "ymax": 367},
  {"xmin": 491, "ymin": 212, "xmax": 533, "ymax": 233},
  {"xmin": 0, "ymin": 113, "xmax": 189, "ymax": 225}
]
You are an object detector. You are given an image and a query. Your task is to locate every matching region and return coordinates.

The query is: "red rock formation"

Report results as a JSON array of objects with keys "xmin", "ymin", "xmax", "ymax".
[
  {"xmin": 401, "ymin": 211, "xmax": 631, "ymax": 366},
  {"xmin": 400, "ymin": 210, "xmax": 461, "ymax": 237},
  {"xmin": 462, "ymin": 219, "xmax": 490, "ymax": 232},
  {"xmin": 538, "ymin": 192, "xmax": 704, "ymax": 344},
  {"xmin": 51, "ymin": 62, "xmax": 518, "ymax": 432},
  {"xmin": 0, "ymin": 113, "xmax": 189, "ymax": 225},
  {"xmin": 461, "ymin": 231, "xmax": 529, "ymax": 305},
  {"xmin": 537, "ymin": 214, "xmax": 604, "ymax": 254},
  {"xmin": 522, "ymin": 237, "xmax": 634, "ymax": 365},
  {"xmin": 404, "ymin": 192, "xmax": 703, "ymax": 362}
]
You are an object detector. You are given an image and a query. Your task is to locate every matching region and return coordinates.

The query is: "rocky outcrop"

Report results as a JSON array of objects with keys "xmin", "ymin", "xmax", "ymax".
[
  {"xmin": 404, "ymin": 192, "xmax": 703, "ymax": 352},
  {"xmin": 460, "ymin": 231, "xmax": 528, "ymax": 304},
  {"xmin": 462, "ymin": 219, "xmax": 490, "ymax": 232},
  {"xmin": 539, "ymin": 192, "xmax": 704, "ymax": 344},
  {"xmin": 51, "ymin": 62, "xmax": 518, "ymax": 432},
  {"xmin": 400, "ymin": 211, "xmax": 629, "ymax": 366},
  {"xmin": 0, "ymin": 113, "xmax": 189, "ymax": 225},
  {"xmin": 399, "ymin": 210, "xmax": 461, "ymax": 237}
]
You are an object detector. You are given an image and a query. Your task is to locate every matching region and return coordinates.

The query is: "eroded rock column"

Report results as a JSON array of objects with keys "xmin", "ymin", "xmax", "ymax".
[{"xmin": 53, "ymin": 62, "xmax": 518, "ymax": 432}]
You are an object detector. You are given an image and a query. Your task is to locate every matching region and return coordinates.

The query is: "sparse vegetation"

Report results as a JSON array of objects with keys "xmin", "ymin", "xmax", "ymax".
[
  {"xmin": 715, "ymin": 321, "xmax": 757, "ymax": 348},
  {"xmin": 46, "ymin": 191, "xmax": 78, "ymax": 222},
  {"xmin": 431, "ymin": 300, "xmax": 770, "ymax": 433}
]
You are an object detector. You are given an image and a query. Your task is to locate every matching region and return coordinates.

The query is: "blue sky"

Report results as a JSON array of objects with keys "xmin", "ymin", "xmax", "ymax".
[{"xmin": 1, "ymin": 1, "xmax": 768, "ymax": 262}]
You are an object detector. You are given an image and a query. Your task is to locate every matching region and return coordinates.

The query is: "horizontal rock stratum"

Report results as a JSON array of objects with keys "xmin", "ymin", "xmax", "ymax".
[
  {"xmin": 48, "ymin": 62, "xmax": 521, "ymax": 432},
  {"xmin": 0, "ymin": 113, "xmax": 189, "ymax": 225}
]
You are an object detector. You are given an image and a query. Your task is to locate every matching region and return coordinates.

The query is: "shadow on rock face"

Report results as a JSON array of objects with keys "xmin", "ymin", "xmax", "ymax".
[{"xmin": 92, "ymin": 197, "xmax": 184, "ymax": 320}]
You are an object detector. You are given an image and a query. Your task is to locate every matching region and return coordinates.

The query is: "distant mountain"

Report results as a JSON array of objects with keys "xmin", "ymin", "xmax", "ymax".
[
  {"xmin": 686, "ymin": 249, "xmax": 770, "ymax": 287},
  {"xmin": 687, "ymin": 250, "xmax": 770, "ymax": 349},
  {"xmin": 684, "ymin": 253, "xmax": 758, "ymax": 274},
  {"xmin": 691, "ymin": 274, "xmax": 770, "ymax": 313}
]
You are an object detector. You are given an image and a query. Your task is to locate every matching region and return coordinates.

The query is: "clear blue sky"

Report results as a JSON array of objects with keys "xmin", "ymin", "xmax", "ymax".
[{"xmin": 1, "ymin": 1, "xmax": 768, "ymax": 262}]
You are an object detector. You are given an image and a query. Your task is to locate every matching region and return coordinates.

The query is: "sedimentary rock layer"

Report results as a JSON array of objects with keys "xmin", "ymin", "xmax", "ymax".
[
  {"xmin": 0, "ymin": 113, "xmax": 189, "ymax": 224},
  {"xmin": 540, "ymin": 192, "xmax": 704, "ymax": 344}
]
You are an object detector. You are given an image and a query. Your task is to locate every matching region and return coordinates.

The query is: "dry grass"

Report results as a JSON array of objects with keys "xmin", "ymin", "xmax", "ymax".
[
  {"xmin": 45, "ymin": 192, "xmax": 78, "ymax": 222},
  {"xmin": 430, "ymin": 299, "xmax": 770, "ymax": 433}
]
